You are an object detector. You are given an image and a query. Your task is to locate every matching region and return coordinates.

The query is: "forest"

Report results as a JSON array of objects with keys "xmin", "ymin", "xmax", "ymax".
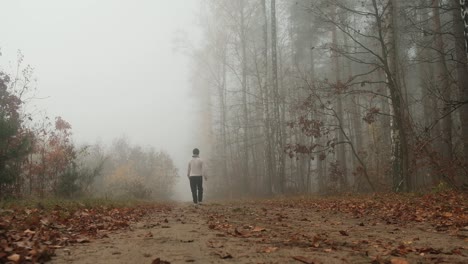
[
  {"xmin": 0, "ymin": 0, "xmax": 467, "ymax": 263},
  {"xmin": 192, "ymin": 0, "xmax": 468, "ymax": 196},
  {"xmin": 0, "ymin": 58, "xmax": 177, "ymax": 199}
]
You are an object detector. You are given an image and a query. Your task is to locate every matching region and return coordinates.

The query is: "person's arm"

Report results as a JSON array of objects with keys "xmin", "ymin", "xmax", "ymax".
[
  {"xmin": 202, "ymin": 160, "xmax": 208, "ymax": 180},
  {"xmin": 187, "ymin": 162, "xmax": 191, "ymax": 178}
]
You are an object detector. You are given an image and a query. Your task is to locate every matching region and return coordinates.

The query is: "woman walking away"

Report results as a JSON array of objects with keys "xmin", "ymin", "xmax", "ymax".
[{"xmin": 187, "ymin": 148, "xmax": 207, "ymax": 205}]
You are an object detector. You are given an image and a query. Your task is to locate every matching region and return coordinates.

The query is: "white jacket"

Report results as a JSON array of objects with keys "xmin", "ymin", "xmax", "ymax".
[{"xmin": 187, "ymin": 156, "xmax": 205, "ymax": 177}]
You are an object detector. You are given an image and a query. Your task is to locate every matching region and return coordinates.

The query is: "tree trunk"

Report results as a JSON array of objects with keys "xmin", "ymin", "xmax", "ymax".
[
  {"xmin": 452, "ymin": 0, "xmax": 468, "ymax": 187},
  {"xmin": 433, "ymin": 0, "xmax": 453, "ymax": 162},
  {"xmin": 240, "ymin": 0, "xmax": 250, "ymax": 194},
  {"xmin": 271, "ymin": 0, "xmax": 283, "ymax": 193},
  {"xmin": 343, "ymin": 33, "xmax": 364, "ymax": 189},
  {"xmin": 373, "ymin": 0, "xmax": 411, "ymax": 191},
  {"xmin": 219, "ymin": 44, "xmax": 230, "ymax": 198},
  {"xmin": 261, "ymin": 0, "xmax": 274, "ymax": 194},
  {"xmin": 331, "ymin": 7, "xmax": 349, "ymax": 190},
  {"xmin": 416, "ymin": 1, "xmax": 439, "ymax": 186}
]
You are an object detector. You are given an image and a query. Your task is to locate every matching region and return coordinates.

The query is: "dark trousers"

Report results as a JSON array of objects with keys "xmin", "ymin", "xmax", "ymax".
[{"xmin": 189, "ymin": 176, "xmax": 203, "ymax": 203}]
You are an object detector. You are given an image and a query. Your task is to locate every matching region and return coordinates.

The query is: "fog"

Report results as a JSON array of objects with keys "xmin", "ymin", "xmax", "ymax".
[
  {"xmin": 2, "ymin": 0, "xmax": 467, "ymax": 200},
  {"xmin": 0, "ymin": 0, "xmax": 200, "ymax": 200}
]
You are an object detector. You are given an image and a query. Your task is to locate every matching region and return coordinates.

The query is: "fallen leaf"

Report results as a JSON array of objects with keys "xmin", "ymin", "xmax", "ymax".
[
  {"xmin": 416, "ymin": 247, "xmax": 442, "ymax": 254},
  {"xmin": 214, "ymin": 250, "xmax": 232, "ymax": 259},
  {"xmin": 293, "ymin": 255, "xmax": 317, "ymax": 264},
  {"xmin": 76, "ymin": 238, "xmax": 90, "ymax": 243},
  {"xmin": 234, "ymin": 226, "xmax": 249, "ymax": 237},
  {"xmin": 152, "ymin": 257, "xmax": 171, "ymax": 264},
  {"xmin": 339, "ymin": 230, "xmax": 349, "ymax": 236},
  {"xmin": 259, "ymin": 247, "xmax": 278, "ymax": 253},
  {"xmin": 4, "ymin": 247, "xmax": 13, "ymax": 252},
  {"xmin": 442, "ymin": 212, "xmax": 453, "ymax": 218},
  {"xmin": 390, "ymin": 258, "xmax": 409, "ymax": 264},
  {"xmin": 252, "ymin": 226, "xmax": 266, "ymax": 232},
  {"xmin": 207, "ymin": 240, "xmax": 224, "ymax": 248},
  {"xmin": 7, "ymin": 254, "xmax": 21, "ymax": 262},
  {"xmin": 24, "ymin": 229, "xmax": 35, "ymax": 235}
]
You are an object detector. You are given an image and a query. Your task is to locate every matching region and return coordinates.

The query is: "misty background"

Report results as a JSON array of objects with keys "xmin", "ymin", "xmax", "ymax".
[
  {"xmin": 2, "ymin": 0, "xmax": 467, "ymax": 201},
  {"xmin": 0, "ymin": 0, "xmax": 201, "ymax": 200}
]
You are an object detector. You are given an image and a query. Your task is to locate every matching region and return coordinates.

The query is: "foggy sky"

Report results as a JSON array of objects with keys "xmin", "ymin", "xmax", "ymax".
[{"xmin": 0, "ymin": 0, "xmax": 201, "ymax": 200}]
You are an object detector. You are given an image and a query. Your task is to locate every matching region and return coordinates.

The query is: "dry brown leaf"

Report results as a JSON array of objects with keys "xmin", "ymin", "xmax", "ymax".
[
  {"xmin": 390, "ymin": 258, "xmax": 409, "ymax": 264},
  {"xmin": 151, "ymin": 257, "xmax": 171, "ymax": 264},
  {"xmin": 252, "ymin": 226, "xmax": 266, "ymax": 232},
  {"xmin": 4, "ymin": 247, "xmax": 13, "ymax": 252},
  {"xmin": 443, "ymin": 212, "xmax": 453, "ymax": 218},
  {"xmin": 234, "ymin": 226, "xmax": 250, "ymax": 237},
  {"xmin": 24, "ymin": 229, "xmax": 35, "ymax": 234},
  {"xmin": 339, "ymin": 230, "xmax": 349, "ymax": 236},
  {"xmin": 7, "ymin": 253, "xmax": 21, "ymax": 263},
  {"xmin": 207, "ymin": 240, "xmax": 224, "ymax": 248},
  {"xmin": 260, "ymin": 246, "xmax": 278, "ymax": 253},
  {"xmin": 214, "ymin": 250, "xmax": 232, "ymax": 259},
  {"xmin": 76, "ymin": 238, "xmax": 90, "ymax": 243},
  {"xmin": 292, "ymin": 255, "xmax": 317, "ymax": 264}
]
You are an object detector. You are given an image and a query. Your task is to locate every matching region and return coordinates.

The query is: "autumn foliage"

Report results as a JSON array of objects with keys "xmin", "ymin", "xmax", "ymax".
[
  {"xmin": 206, "ymin": 191, "xmax": 467, "ymax": 263},
  {"xmin": 0, "ymin": 201, "xmax": 171, "ymax": 263},
  {"xmin": 0, "ymin": 64, "xmax": 178, "ymax": 200},
  {"xmin": 0, "ymin": 72, "xmax": 33, "ymax": 194}
]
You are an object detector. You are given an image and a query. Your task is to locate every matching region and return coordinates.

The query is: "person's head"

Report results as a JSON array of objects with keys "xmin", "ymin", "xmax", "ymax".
[{"xmin": 193, "ymin": 148, "xmax": 200, "ymax": 156}]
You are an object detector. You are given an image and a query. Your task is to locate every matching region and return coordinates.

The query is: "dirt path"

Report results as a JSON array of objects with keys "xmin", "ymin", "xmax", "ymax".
[{"xmin": 51, "ymin": 201, "xmax": 467, "ymax": 264}]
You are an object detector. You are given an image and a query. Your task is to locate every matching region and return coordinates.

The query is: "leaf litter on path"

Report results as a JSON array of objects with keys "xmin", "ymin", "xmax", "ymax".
[
  {"xmin": 0, "ymin": 202, "xmax": 171, "ymax": 263},
  {"xmin": 23, "ymin": 192, "xmax": 468, "ymax": 264}
]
